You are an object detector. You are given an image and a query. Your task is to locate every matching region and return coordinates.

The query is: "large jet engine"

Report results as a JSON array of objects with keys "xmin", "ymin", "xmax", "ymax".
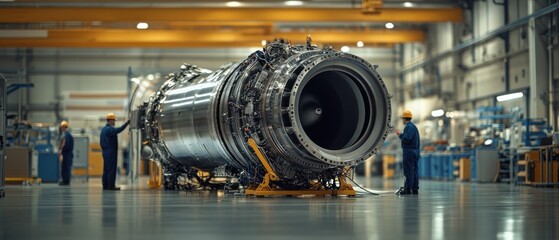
[{"xmin": 136, "ymin": 40, "xmax": 392, "ymax": 191}]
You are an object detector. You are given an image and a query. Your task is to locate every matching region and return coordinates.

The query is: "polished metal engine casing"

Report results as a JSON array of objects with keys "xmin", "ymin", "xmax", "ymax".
[{"xmin": 141, "ymin": 42, "xmax": 392, "ymax": 183}]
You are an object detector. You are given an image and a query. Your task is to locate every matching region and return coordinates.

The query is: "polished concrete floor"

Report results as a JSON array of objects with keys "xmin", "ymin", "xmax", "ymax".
[{"xmin": 1, "ymin": 176, "xmax": 559, "ymax": 240}]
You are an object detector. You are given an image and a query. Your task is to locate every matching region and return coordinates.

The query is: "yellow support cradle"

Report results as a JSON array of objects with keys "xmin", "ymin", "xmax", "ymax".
[{"xmin": 244, "ymin": 138, "xmax": 356, "ymax": 197}]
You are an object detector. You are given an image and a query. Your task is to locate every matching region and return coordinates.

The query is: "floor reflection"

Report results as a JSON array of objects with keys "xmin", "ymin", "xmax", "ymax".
[{"xmin": 0, "ymin": 177, "xmax": 558, "ymax": 239}]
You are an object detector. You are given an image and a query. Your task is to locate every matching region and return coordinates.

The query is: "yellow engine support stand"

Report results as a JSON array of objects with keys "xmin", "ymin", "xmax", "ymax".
[
  {"xmin": 244, "ymin": 138, "xmax": 356, "ymax": 197},
  {"xmin": 148, "ymin": 160, "xmax": 163, "ymax": 189}
]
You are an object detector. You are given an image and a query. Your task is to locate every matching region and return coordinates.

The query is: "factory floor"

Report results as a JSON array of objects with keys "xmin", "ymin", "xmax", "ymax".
[{"xmin": 1, "ymin": 176, "xmax": 558, "ymax": 240}]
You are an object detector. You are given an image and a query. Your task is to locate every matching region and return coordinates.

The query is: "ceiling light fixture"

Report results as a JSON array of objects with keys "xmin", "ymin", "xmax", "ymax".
[
  {"xmin": 340, "ymin": 46, "xmax": 350, "ymax": 52},
  {"xmin": 136, "ymin": 22, "xmax": 149, "ymax": 30},
  {"xmin": 261, "ymin": 40, "xmax": 267, "ymax": 46},
  {"xmin": 403, "ymin": 2, "xmax": 414, "ymax": 7},
  {"xmin": 385, "ymin": 23, "xmax": 395, "ymax": 29},
  {"xmin": 284, "ymin": 1, "xmax": 304, "ymax": 6},
  {"xmin": 496, "ymin": 92, "xmax": 524, "ymax": 102},
  {"xmin": 431, "ymin": 109, "xmax": 445, "ymax": 117},
  {"xmin": 226, "ymin": 1, "xmax": 242, "ymax": 7},
  {"xmin": 356, "ymin": 41, "xmax": 364, "ymax": 48}
]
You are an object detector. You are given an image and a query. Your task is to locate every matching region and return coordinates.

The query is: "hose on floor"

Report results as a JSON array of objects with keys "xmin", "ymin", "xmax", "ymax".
[{"xmin": 345, "ymin": 177, "xmax": 380, "ymax": 195}]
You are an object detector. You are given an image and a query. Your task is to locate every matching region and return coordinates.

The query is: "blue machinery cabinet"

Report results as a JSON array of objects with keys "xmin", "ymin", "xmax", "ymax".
[
  {"xmin": 421, "ymin": 152, "xmax": 470, "ymax": 180},
  {"xmin": 38, "ymin": 153, "xmax": 59, "ymax": 183},
  {"xmin": 430, "ymin": 153, "xmax": 442, "ymax": 179},
  {"xmin": 419, "ymin": 153, "xmax": 431, "ymax": 178},
  {"xmin": 473, "ymin": 148, "xmax": 499, "ymax": 182},
  {"xmin": 429, "ymin": 153, "xmax": 449, "ymax": 179}
]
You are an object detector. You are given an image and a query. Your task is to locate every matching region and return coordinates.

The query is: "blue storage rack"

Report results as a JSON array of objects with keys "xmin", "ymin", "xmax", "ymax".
[
  {"xmin": 475, "ymin": 106, "xmax": 504, "ymax": 112},
  {"xmin": 522, "ymin": 119, "xmax": 551, "ymax": 146},
  {"xmin": 474, "ymin": 106, "xmax": 509, "ymax": 130}
]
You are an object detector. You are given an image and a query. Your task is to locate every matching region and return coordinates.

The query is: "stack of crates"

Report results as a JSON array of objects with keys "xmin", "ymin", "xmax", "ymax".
[{"xmin": 450, "ymin": 152, "xmax": 470, "ymax": 180}]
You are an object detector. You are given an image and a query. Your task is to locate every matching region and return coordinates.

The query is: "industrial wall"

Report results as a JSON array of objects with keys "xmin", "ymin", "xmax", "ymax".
[
  {"xmin": 399, "ymin": 0, "xmax": 559, "ymax": 144},
  {"xmin": 0, "ymin": 46, "xmax": 396, "ymax": 132}
]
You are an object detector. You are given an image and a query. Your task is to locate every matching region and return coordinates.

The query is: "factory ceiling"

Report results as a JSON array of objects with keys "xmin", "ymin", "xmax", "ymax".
[{"xmin": 0, "ymin": 0, "xmax": 463, "ymax": 48}]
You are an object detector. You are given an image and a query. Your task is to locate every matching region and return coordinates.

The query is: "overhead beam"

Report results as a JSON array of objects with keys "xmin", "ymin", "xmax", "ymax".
[
  {"xmin": 0, "ymin": 29, "xmax": 424, "ymax": 48},
  {"xmin": 0, "ymin": 40, "xmax": 260, "ymax": 48},
  {"xmin": 165, "ymin": 21, "xmax": 274, "ymax": 28},
  {"xmin": 0, "ymin": 40, "xmax": 393, "ymax": 49},
  {"xmin": 0, "ymin": 7, "xmax": 463, "ymax": 23}
]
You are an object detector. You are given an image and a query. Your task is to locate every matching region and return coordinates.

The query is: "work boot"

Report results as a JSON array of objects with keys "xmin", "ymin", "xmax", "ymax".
[
  {"xmin": 107, "ymin": 186, "xmax": 121, "ymax": 191},
  {"xmin": 397, "ymin": 189, "xmax": 412, "ymax": 195},
  {"xmin": 412, "ymin": 190, "xmax": 419, "ymax": 195},
  {"xmin": 395, "ymin": 187, "xmax": 411, "ymax": 195}
]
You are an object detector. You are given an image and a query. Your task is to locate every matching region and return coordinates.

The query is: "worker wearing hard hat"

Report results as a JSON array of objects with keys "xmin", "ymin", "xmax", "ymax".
[
  {"xmin": 58, "ymin": 120, "xmax": 74, "ymax": 186},
  {"xmin": 100, "ymin": 113, "xmax": 130, "ymax": 190},
  {"xmin": 394, "ymin": 110, "xmax": 420, "ymax": 195}
]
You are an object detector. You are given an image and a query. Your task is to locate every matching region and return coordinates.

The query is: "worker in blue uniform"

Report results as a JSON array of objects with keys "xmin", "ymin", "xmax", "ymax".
[
  {"xmin": 395, "ymin": 110, "xmax": 420, "ymax": 195},
  {"xmin": 58, "ymin": 120, "xmax": 74, "ymax": 186},
  {"xmin": 100, "ymin": 113, "xmax": 129, "ymax": 190}
]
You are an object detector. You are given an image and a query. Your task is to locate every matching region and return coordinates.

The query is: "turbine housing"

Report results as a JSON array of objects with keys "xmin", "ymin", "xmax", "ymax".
[{"xmin": 139, "ymin": 40, "xmax": 392, "ymax": 187}]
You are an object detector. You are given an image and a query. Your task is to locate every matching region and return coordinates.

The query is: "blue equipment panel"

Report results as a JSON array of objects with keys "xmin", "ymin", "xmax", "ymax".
[
  {"xmin": 419, "ymin": 153, "xmax": 431, "ymax": 178},
  {"xmin": 430, "ymin": 153, "xmax": 442, "ymax": 179},
  {"xmin": 38, "ymin": 153, "xmax": 59, "ymax": 183}
]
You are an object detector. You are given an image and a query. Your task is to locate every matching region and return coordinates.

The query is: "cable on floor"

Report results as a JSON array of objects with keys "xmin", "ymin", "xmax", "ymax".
[{"xmin": 346, "ymin": 177, "xmax": 380, "ymax": 195}]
